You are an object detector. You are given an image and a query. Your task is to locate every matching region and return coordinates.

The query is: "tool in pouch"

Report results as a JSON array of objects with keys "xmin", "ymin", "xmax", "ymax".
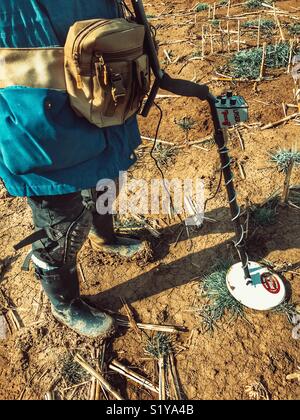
[{"xmin": 64, "ymin": 18, "xmax": 151, "ymax": 128}]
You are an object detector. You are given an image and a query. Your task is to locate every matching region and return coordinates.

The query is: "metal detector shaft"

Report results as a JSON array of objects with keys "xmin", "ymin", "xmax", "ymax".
[
  {"xmin": 131, "ymin": 0, "xmax": 163, "ymax": 80},
  {"xmin": 207, "ymin": 95, "xmax": 251, "ymax": 280},
  {"xmin": 131, "ymin": 0, "xmax": 163, "ymax": 116},
  {"xmin": 131, "ymin": 0, "xmax": 251, "ymax": 280}
]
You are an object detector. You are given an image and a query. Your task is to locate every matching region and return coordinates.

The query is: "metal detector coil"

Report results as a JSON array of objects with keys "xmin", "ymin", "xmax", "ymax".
[{"xmin": 226, "ymin": 262, "xmax": 286, "ymax": 311}]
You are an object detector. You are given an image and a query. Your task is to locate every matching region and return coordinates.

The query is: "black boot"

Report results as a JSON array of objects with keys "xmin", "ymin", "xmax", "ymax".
[
  {"xmin": 36, "ymin": 265, "xmax": 115, "ymax": 339},
  {"xmin": 89, "ymin": 212, "xmax": 151, "ymax": 260}
]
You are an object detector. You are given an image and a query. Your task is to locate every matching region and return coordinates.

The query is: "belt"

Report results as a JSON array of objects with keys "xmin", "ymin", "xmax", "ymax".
[{"xmin": 0, "ymin": 47, "xmax": 66, "ymax": 90}]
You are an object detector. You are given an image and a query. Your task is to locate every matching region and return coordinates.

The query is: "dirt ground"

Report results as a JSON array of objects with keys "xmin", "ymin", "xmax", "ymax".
[{"xmin": 0, "ymin": 0, "xmax": 300, "ymax": 400}]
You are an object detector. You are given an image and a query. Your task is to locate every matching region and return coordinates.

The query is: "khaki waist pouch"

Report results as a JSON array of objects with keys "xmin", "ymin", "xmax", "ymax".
[
  {"xmin": 64, "ymin": 18, "xmax": 151, "ymax": 128},
  {"xmin": 0, "ymin": 48, "xmax": 65, "ymax": 90},
  {"xmin": 0, "ymin": 18, "xmax": 150, "ymax": 128}
]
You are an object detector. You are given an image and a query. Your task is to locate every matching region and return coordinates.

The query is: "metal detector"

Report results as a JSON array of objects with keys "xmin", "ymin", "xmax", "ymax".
[{"xmin": 131, "ymin": 0, "xmax": 286, "ymax": 310}]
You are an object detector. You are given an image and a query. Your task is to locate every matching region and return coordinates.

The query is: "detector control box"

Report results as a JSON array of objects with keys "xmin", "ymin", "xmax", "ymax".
[{"xmin": 215, "ymin": 92, "xmax": 249, "ymax": 128}]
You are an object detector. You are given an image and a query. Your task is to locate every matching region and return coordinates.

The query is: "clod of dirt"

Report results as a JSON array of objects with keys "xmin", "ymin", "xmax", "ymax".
[{"xmin": 14, "ymin": 349, "xmax": 30, "ymax": 371}]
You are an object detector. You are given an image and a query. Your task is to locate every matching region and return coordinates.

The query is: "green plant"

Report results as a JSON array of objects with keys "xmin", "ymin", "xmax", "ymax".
[
  {"xmin": 246, "ymin": 0, "xmax": 272, "ymax": 9},
  {"xmin": 153, "ymin": 143, "xmax": 178, "ymax": 167},
  {"xmin": 252, "ymin": 206, "xmax": 277, "ymax": 226},
  {"xmin": 59, "ymin": 354, "xmax": 89, "ymax": 385},
  {"xmin": 210, "ymin": 19, "xmax": 220, "ymax": 27},
  {"xmin": 114, "ymin": 217, "xmax": 145, "ymax": 230},
  {"xmin": 250, "ymin": 194, "xmax": 279, "ymax": 227},
  {"xmin": 145, "ymin": 333, "xmax": 173, "ymax": 358},
  {"xmin": 195, "ymin": 3, "xmax": 209, "ymax": 12},
  {"xmin": 162, "ymin": 49, "xmax": 174, "ymax": 65},
  {"xmin": 242, "ymin": 19, "xmax": 275, "ymax": 32},
  {"xmin": 176, "ymin": 116, "xmax": 196, "ymax": 132},
  {"xmin": 229, "ymin": 43, "xmax": 298, "ymax": 79},
  {"xmin": 195, "ymin": 260, "xmax": 245, "ymax": 332},
  {"xmin": 270, "ymin": 148, "xmax": 300, "ymax": 173},
  {"xmin": 272, "ymin": 302, "xmax": 297, "ymax": 324},
  {"xmin": 288, "ymin": 23, "xmax": 300, "ymax": 35}
]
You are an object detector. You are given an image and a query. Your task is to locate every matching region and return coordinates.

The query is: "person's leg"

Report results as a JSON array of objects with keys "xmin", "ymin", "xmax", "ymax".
[
  {"xmin": 87, "ymin": 181, "xmax": 151, "ymax": 260},
  {"xmin": 28, "ymin": 192, "xmax": 114, "ymax": 338}
]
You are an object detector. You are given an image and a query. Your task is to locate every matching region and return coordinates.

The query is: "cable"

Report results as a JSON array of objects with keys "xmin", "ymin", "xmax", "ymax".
[
  {"xmin": 204, "ymin": 169, "xmax": 223, "ymax": 212},
  {"xmin": 150, "ymin": 102, "xmax": 179, "ymax": 219},
  {"xmin": 120, "ymin": 1, "xmax": 135, "ymax": 18},
  {"xmin": 150, "ymin": 101, "xmax": 164, "ymax": 175},
  {"xmin": 149, "ymin": 102, "xmax": 223, "ymax": 224}
]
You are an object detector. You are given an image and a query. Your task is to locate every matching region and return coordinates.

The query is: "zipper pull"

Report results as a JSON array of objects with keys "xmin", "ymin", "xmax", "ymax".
[
  {"xmin": 103, "ymin": 64, "xmax": 110, "ymax": 86},
  {"xmin": 98, "ymin": 56, "xmax": 109, "ymax": 87},
  {"xmin": 76, "ymin": 74, "xmax": 83, "ymax": 89},
  {"xmin": 95, "ymin": 56, "xmax": 108, "ymax": 88}
]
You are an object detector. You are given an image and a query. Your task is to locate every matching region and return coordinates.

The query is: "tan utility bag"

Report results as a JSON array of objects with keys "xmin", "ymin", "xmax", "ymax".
[{"xmin": 64, "ymin": 18, "xmax": 151, "ymax": 128}]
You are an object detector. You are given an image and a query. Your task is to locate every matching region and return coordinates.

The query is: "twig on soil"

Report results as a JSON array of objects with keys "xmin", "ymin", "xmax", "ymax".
[
  {"xmin": 74, "ymin": 354, "xmax": 124, "ymax": 400},
  {"xmin": 156, "ymin": 94, "xmax": 181, "ymax": 99},
  {"xmin": 141, "ymin": 136, "xmax": 175, "ymax": 147},
  {"xmin": 131, "ymin": 214, "xmax": 161, "ymax": 238},
  {"xmin": 158, "ymin": 357, "xmax": 166, "ymax": 400},
  {"xmin": 282, "ymin": 159, "xmax": 295, "ymax": 204},
  {"xmin": 236, "ymin": 128, "xmax": 245, "ymax": 151},
  {"xmin": 44, "ymin": 391, "xmax": 56, "ymax": 400},
  {"xmin": 1, "ymin": 312, "xmax": 12, "ymax": 335},
  {"xmin": 259, "ymin": 42, "xmax": 267, "ymax": 80},
  {"xmin": 237, "ymin": 20, "xmax": 241, "ymax": 52},
  {"xmin": 202, "ymin": 25, "xmax": 206, "ymax": 58},
  {"xmin": 62, "ymin": 380, "xmax": 91, "ymax": 392},
  {"xmin": 238, "ymin": 162, "xmax": 246, "ymax": 180},
  {"xmin": 286, "ymin": 369, "xmax": 300, "ymax": 383},
  {"xmin": 163, "ymin": 49, "xmax": 173, "ymax": 64},
  {"xmin": 109, "ymin": 360, "xmax": 159, "ymax": 394},
  {"xmin": 273, "ymin": 2, "xmax": 285, "ymax": 42},
  {"xmin": 282, "ymin": 102, "xmax": 287, "ymax": 118},
  {"xmin": 287, "ymin": 39, "xmax": 294, "ymax": 74},
  {"xmin": 116, "ymin": 317, "xmax": 188, "ymax": 334},
  {"xmin": 257, "ymin": 14, "xmax": 261, "ymax": 47},
  {"xmin": 168, "ymin": 353, "xmax": 182, "ymax": 400},
  {"xmin": 288, "ymin": 201, "xmax": 300, "ymax": 210},
  {"xmin": 89, "ymin": 348, "xmax": 97, "ymax": 400},
  {"xmin": 227, "ymin": 0, "xmax": 231, "ymax": 18},
  {"xmin": 7, "ymin": 310, "xmax": 21, "ymax": 331},
  {"xmin": 0, "ymin": 288, "xmax": 23, "ymax": 331},
  {"xmin": 245, "ymin": 382, "xmax": 270, "ymax": 400},
  {"xmin": 89, "ymin": 378, "xmax": 97, "ymax": 401},
  {"xmin": 261, "ymin": 112, "xmax": 300, "ymax": 130},
  {"xmin": 34, "ymin": 287, "xmax": 44, "ymax": 322},
  {"xmin": 185, "ymin": 329, "xmax": 196, "ymax": 349},
  {"xmin": 78, "ymin": 263, "xmax": 87, "ymax": 285},
  {"xmin": 174, "ymin": 226, "xmax": 184, "ymax": 248},
  {"xmin": 158, "ymin": 39, "xmax": 189, "ymax": 47},
  {"xmin": 96, "ymin": 345, "xmax": 108, "ymax": 400},
  {"xmin": 120, "ymin": 297, "xmax": 141, "ymax": 339}
]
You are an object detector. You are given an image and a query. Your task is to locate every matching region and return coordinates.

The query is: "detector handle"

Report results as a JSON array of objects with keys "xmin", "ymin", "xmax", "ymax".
[
  {"xmin": 141, "ymin": 74, "xmax": 212, "ymax": 117},
  {"xmin": 159, "ymin": 73, "xmax": 210, "ymax": 100},
  {"xmin": 141, "ymin": 79, "xmax": 161, "ymax": 117}
]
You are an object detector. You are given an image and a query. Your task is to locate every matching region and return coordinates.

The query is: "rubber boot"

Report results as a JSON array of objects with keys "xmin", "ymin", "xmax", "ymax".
[
  {"xmin": 36, "ymin": 265, "xmax": 115, "ymax": 339},
  {"xmin": 89, "ymin": 213, "xmax": 150, "ymax": 260}
]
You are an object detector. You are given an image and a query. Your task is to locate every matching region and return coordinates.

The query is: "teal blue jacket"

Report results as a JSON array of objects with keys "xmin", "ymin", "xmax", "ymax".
[{"xmin": 0, "ymin": 0, "xmax": 141, "ymax": 196}]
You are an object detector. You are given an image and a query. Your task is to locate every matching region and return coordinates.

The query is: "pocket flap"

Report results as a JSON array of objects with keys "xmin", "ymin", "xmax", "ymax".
[{"xmin": 134, "ymin": 55, "xmax": 150, "ymax": 94}]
